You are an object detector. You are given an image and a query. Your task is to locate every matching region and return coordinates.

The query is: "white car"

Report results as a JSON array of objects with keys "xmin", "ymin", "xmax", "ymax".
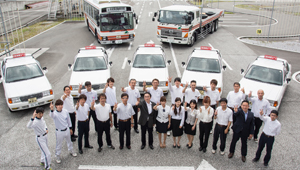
[
  {"xmin": 239, "ymin": 55, "xmax": 292, "ymax": 110},
  {"xmin": 68, "ymin": 46, "xmax": 112, "ymax": 97},
  {"xmin": 128, "ymin": 43, "xmax": 171, "ymax": 94},
  {"xmin": 181, "ymin": 46, "xmax": 226, "ymax": 99},
  {"xmin": 0, "ymin": 53, "xmax": 54, "ymax": 111}
]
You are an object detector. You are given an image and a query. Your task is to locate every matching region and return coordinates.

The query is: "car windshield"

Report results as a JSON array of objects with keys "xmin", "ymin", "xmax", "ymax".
[
  {"xmin": 5, "ymin": 63, "xmax": 43, "ymax": 83},
  {"xmin": 73, "ymin": 57, "xmax": 107, "ymax": 71},
  {"xmin": 100, "ymin": 13, "xmax": 134, "ymax": 31},
  {"xmin": 186, "ymin": 57, "xmax": 220, "ymax": 73},
  {"xmin": 133, "ymin": 54, "xmax": 165, "ymax": 68},
  {"xmin": 244, "ymin": 65, "xmax": 283, "ymax": 85},
  {"xmin": 158, "ymin": 10, "xmax": 193, "ymax": 24}
]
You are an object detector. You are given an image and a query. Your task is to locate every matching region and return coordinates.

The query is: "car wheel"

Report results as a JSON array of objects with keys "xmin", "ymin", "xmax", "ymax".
[
  {"xmin": 209, "ymin": 22, "xmax": 214, "ymax": 34},
  {"xmin": 87, "ymin": 20, "xmax": 90, "ymax": 32},
  {"xmin": 188, "ymin": 34, "xmax": 195, "ymax": 47},
  {"xmin": 214, "ymin": 20, "xmax": 219, "ymax": 32}
]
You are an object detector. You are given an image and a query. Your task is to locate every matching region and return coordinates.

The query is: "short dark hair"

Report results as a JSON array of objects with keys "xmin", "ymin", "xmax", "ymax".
[
  {"xmin": 189, "ymin": 99, "xmax": 197, "ymax": 109},
  {"xmin": 35, "ymin": 107, "xmax": 44, "ymax": 114},
  {"xmin": 144, "ymin": 92, "xmax": 152, "ymax": 98},
  {"xmin": 107, "ymin": 77, "xmax": 115, "ymax": 83},
  {"xmin": 233, "ymin": 82, "xmax": 240, "ymax": 87},
  {"xmin": 55, "ymin": 99, "xmax": 63, "ymax": 106},
  {"xmin": 98, "ymin": 93, "xmax": 106, "ymax": 99},
  {"xmin": 241, "ymin": 100, "xmax": 249, "ymax": 105},
  {"xmin": 85, "ymin": 81, "xmax": 91, "ymax": 86},
  {"xmin": 129, "ymin": 79, "xmax": 136, "ymax": 83},
  {"xmin": 121, "ymin": 93, "xmax": 128, "ymax": 98},
  {"xmin": 219, "ymin": 98, "xmax": 228, "ymax": 104},
  {"xmin": 210, "ymin": 79, "xmax": 218, "ymax": 85},
  {"xmin": 174, "ymin": 77, "xmax": 181, "ymax": 83},
  {"xmin": 78, "ymin": 94, "xmax": 87, "ymax": 101},
  {"xmin": 63, "ymin": 86, "xmax": 70, "ymax": 91},
  {"xmin": 152, "ymin": 78, "xmax": 159, "ymax": 83},
  {"xmin": 271, "ymin": 110, "xmax": 279, "ymax": 116},
  {"xmin": 190, "ymin": 80, "xmax": 196, "ymax": 84},
  {"xmin": 160, "ymin": 96, "xmax": 166, "ymax": 102}
]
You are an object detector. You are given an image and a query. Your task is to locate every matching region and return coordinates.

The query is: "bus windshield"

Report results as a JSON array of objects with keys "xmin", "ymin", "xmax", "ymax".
[{"xmin": 100, "ymin": 13, "xmax": 134, "ymax": 31}]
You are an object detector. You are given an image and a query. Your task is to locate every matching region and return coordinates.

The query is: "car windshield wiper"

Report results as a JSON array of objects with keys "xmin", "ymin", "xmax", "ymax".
[
  {"xmin": 246, "ymin": 77, "xmax": 265, "ymax": 83},
  {"xmin": 109, "ymin": 26, "xmax": 115, "ymax": 32},
  {"xmin": 265, "ymin": 81, "xmax": 281, "ymax": 86},
  {"xmin": 30, "ymin": 75, "xmax": 43, "ymax": 79},
  {"xmin": 74, "ymin": 69, "xmax": 91, "ymax": 71},
  {"xmin": 120, "ymin": 25, "xmax": 127, "ymax": 31},
  {"xmin": 187, "ymin": 68, "xmax": 203, "ymax": 72},
  {"xmin": 7, "ymin": 78, "xmax": 29, "ymax": 83},
  {"xmin": 206, "ymin": 70, "xmax": 220, "ymax": 73},
  {"xmin": 134, "ymin": 66, "xmax": 151, "ymax": 68}
]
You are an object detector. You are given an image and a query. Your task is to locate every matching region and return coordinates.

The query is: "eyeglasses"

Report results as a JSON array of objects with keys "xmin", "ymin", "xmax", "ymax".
[{"xmin": 121, "ymin": 98, "xmax": 128, "ymax": 99}]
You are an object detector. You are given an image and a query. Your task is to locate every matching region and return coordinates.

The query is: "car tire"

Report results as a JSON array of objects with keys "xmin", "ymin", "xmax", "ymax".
[
  {"xmin": 87, "ymin": 20, "xmax": 91, "ymax": 32},
  {"xmin": 188, "ymin": 33, "xmax": 196, "ymax": 47},
  {"xmin": 214, "ymin": 20, "xmax": 219, "ymax": 32},
  {"xmin": 209, "ymin": 22, "xmax": 214, "ymax": 34},
  {"xmin": 95, "ymin": 30, "xmax": 100, "ymax": 44}
]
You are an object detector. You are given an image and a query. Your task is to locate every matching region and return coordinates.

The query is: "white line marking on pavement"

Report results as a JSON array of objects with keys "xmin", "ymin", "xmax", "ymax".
[
  {"xmin": 157, "ymin": 0, "xmax": 161, "ymax": 9},
  {"xmin": 106, "ymin": 46, "xmax": 115, "ymax": 59},
  {"xmin": 128, "ymin": 42, "xmax": 132, "ymax": 50},
  {"xmin": 221, "ymin": 19, "xmax": 249, "ymax": 20},
  {"xmin": 139, "ymin": 15, "xmax": 141, "ymax": 18},
  {"xmin": 222, "ymin": 22, "xmax": 255, "ymax": 24},
  {"xmin": 90, "ymin": 43, "xmax": 94, "ymax": 46},
  {"xmin": 122, "ymin": 57, "xmax": 128, "ymax": 69},
  {"xmin": 208, "ymin": 43, "xmax": 233, "ymax": 70},
  {"xmin": 78, "ymin": 166, "xmax": 194, "ymax": 170},
  {"xmin": 169, "ymin": 42, "xmax": 181, "ymax": 77},
  {"xmin": 196, "ymin": 159, "xmax": 216, "ymax": 170},
  {"xmin": 292, "ymin": 71, "xmax": 300, "ymax": 83},
  {"xmin": 135, "ymin": 25, "xmax": 138, "ymax": 29},
  {"xmin": 149, "ymin": 2, "xmax": 152, "ymax": 5},
  {"xmin": 149, "ymin": 12, "xmax": 153, "ymax": 17}
]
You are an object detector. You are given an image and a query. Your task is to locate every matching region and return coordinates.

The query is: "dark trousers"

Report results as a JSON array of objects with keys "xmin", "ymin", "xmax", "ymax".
[
  {"xmin": 228, "ymin": 107, "xmax": 236, "ymax": 125},
  {"xmin": 255, "ymin": 133, "xmax": 275, "ymax": 164},
  {"xmin": 78, "ymin": 121, "xmax": 90, "ymax": 150},
  {"xmin": 111, "ymin": 106, "xmax": 118, "ymax": 129},
  {"xmin": 229, "ymin": 131, "xmax": 249, "ymax": 156},
  {"xmin": 119, "ymin": 120, "xmax": 131, "ymax": 147},
  {"xmin": 97, "ymin": 119, "xmax": 112, "ymax": 148},
  {"xmin": 88, "ymin": 109, "xmax": 97, "ymax": 132},
  {"xmin": 132, "ymin": 106, "xmax": 138, "ymax": 130},
  {"xmin": 69, "ymin": 113, "xmax": 76, "ymax": 137},
  {"xmin": 199, "ymin": 121, "xmax": 213, "ymax": 149},
  {"xmin": 212, "ymin": 124, "xmax": 228, "ymax": 151},
  {"xmin": 141, "ymin": 121, "xmax": 153, "ymax": 146},
  {"xmin": 254, "ymin": 117, "xmax": 263, "ymax": 139}
]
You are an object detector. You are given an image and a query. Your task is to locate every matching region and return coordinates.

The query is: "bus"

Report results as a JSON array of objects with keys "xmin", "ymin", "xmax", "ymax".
[{"xmin": 83, "ymin": 0, "xmax": 137, "ymax": 44}]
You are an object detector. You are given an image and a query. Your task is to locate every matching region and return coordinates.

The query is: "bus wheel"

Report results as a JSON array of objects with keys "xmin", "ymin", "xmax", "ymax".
[
  {"xmin": 214, "ymin": 20, "xmax": 219, "ymax": 32},
  {"xmin": 95, "ymin": 30, "xmax": 100, "ymax": 44},
  {"xmin": 188, "ymin": 33, "xmax": 195, "ymax": 47},
  {"xmin": 87, "ymin": 20, "xmax": 90, "ymax": 32},
  {"xmin": 209, "ymin": 22, "xmax": 214, "ymax": 34}
]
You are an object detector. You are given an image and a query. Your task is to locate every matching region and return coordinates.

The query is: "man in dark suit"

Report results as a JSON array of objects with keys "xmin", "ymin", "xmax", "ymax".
[
  {"xmin": 137, "ymin": 92, "xmax": 157, "ymax": 150},
  {"xmin": 228, "ymin": 100, "xmax": 254, "ymax": 162}
]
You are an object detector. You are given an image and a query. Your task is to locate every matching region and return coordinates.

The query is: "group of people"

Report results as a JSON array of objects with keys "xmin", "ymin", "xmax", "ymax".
[{"xmin": 27, "ymin": 77, "xmax": 281, "ymax": 170}]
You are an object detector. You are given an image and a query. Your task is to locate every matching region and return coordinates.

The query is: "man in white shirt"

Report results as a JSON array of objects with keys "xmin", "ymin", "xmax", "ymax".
[
  {"xmin": 212, "ymin": 98, "xmax": 232, "ymax": 155},
  {"xmin": 76, "ymin": 94, "xmax": 93, "ymax": 154},
  {"xmin": 248, "ymin": 89, "xmax": 271, "ymax": 142},
  {"xmin": 143, "ymin": 78, "xmax": 164, "ymax": 104},
  {"xmin": 113, "ymin": 93, "xmax": 135, "ymax": 149},
  {"xmin": 103, "ymin": 77, "xmax": 118, "ymax": 130},
  {"xmin": 121, "ymin": 79, "xmax": 141, "ymax": 133},
  {"xmin": 50, "ymin": 100, "xmax": 77, "ymax": 164},
  {"xmin": 226, "ymin": 82, "xmax": 245, "ymax": 124},
  {"xmin": 182, "ymin": 80, "xmax": 200, "ymax": 104},
  {"xmin": 78, "ymin": 81, "xmax": 98, "ymax": 132},
  {"xmin": 252, "ymin": 110, "xmax": 281, "ymax": 167},
  {"xmin": 61, "ymin": 86, "xmax": 77, "ymax": 142},
  {"xmin": 203, "ymin": 79, "xmax": 220, "ymax": 110},
  {"xmin": 91, "ymin": 93, "xmax": 115, "ymax": 152},
  {"xmin": 168, "ymin": 77, "xmax": 184, "ymax": 105}
]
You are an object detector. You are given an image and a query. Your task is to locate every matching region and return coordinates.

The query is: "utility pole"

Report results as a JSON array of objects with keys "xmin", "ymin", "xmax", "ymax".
[{"xmin": 0, "ymin": 6, "xmax": 11, "ymax": 56}]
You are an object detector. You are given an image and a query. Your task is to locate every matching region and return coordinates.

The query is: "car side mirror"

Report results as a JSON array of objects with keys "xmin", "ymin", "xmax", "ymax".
[
  {"xmin": 240, "ymin": 69, "xmax": 244, "ymax": 75},
  {"xmin": 97, "ymin": 21, "xmax": 100, "ymax": 27},
  {"xmin": 152, "ymin": 17, "xmax": 155, "ymax": 22},
  {"xmin": 223, "ymin": 65, "xmax": 226, "ymax": 70},
  {"xmin": 181, "ymin": 62, "xmax": 186, "ymax": 68},
  {"xmin": 167, "ymin": 60, "xmax": 171, "ymax": 66},
  {"xmin": 133, "ymin": 13, "xmax": 136, "ymax": 18},
  {"xmin": 128, "ymin": 60, "xmax": 131, "ymax": 66},
  {"xmin": 68, "ymin": 64, "xmax": 72, "ymax": 71},
  {"xmin": 154, "ymin": 12, "xmax": 157, "ymax": 17},
  {"xmin": 109, "ymin": 61, "xmax": 113, "ymax": 67},
  {"xmin": 286, "ymin": 78, "xmax": 291, "ymax": 84},
  {"xmin": 43, "ymin": 67, "xmax": 48, "ymax": 74}
]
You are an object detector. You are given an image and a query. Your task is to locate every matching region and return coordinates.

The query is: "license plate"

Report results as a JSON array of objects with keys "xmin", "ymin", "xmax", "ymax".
[
  {"xmin": 115, "ymin": 40, "xmax": 122, "ymax": 44},
  {"xmin": 146, "ymin": 85, "xmax": 152, "ymax": 88},
  {"xmin": 28, "ymin": 97, "xmax": 37, "ymax": 103},
  {"xmin": 116, "ymin": 35, "xmax": 121, "ymax": 39},
  {"xmin": 167, "ymin": 38, "xmax": 174, "ymax": 42},
  {"xmin": 199, "ymin": 90, "xmax": 204, "ymax": 95},
  {"xmin": 29, "ymin": 102, "xmax": 39, "ymax": 107}
]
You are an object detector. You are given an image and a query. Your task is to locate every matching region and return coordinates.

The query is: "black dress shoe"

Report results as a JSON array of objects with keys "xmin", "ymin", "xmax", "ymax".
[
  {"xmin": 141, "ymin": 145, "xmax": 145, "ymax": 150},
  {"xmin": 73, "ymin": 135, "xmax": 78, "ymax": 138},
  {"xmin": 108, "ymin": 145, "xmax": 115, "ymax": 150},
  {"xmin": 98, "ymin": 148, "xmax": 102, "ymax": 152},
  {"xmin": 134, "ymin": 129, "xmax": 139, "ymax": 133},
  {"xmin": 79, "ymin": 150, "xmax": 83, "ymax": 154},
  {"xmin": 126, "ymin": 145, "xmax": 131, "ymax": 149},
  {"xmin": 264, "ymin": 163, "xmax": 268, "ymax": 166},
  {"xmin": 173, "ymin": 144, "xmax": 177, "ymax": 148},
  {"xmin": 228, "ymin": 153, "xmax": 234, "ymax": 158},
  {"xmin": 149, "ymin": 145, "xmax": 154, "ymax": 150},
  {"xmin": 84, "ymin": 145, "xmax": 93, "ymax": 149},
  {"xmin": 188, "ymin": 143, "xmax": 193, "ymax": 149},
  {"xmin": 199, "ymin": 147, "xmax": 203, "ymax": 151},
  {"xmin": 242, "ymin": 156, "xmax": 246, "ymax": 162},
  {"xmin": 252, "ymin": 158, "xmax": 259, "ymax": 162},
  {"xmin": 71, "ymin": 138, "xmax": 76, "ymax": 142},
  {"xmin": 203, "ymin": 148, "xmax": 207, "ymax": 152},
  {"xmin": 119, "ymin": 146, "xmax": 123, "ymax": 150}
]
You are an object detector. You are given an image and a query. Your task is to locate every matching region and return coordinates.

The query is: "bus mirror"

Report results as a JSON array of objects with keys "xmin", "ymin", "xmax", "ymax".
[
  {"xmin": 97, "ymin": 21, "xmax": 100, "ymax": 27},
  {"xmin": 133, "ymin": 13, "xmax": 136, "ymax": 18},
  {"xmin": 136, "ymin": 19, "xmax": 138, "ymax": 24},
  {"xmin": 152, "ymin": 17, "xmax": 155, "ymax": 22},
  {"xmin": 96, "ymin": 15, "xmax": 99, "ymax": 20},
  {"xmin": 154, "ymin": 12, "xmax": 157, "ymax": 17}
]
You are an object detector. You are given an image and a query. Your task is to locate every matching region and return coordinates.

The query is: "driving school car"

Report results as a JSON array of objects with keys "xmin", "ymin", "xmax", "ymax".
[
  {"xmin": 0, "ymin": 53, "xmax": 54, "ymax": 111},
  {"xmin": 239, "ymin": 55, "xmax": 292, "ymax": 110},
  {"xmin": 68, "ymin": 46, "xmax": 113, "ymax": 97},
  {"xmin": 181, "ymin": 46, "xmax": 226, "ymax": 98},
  {"xmin": 127, "ymin": 43, "xmax": 171, "ymax": 94}
]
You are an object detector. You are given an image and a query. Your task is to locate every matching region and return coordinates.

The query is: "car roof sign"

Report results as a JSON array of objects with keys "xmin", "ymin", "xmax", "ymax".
[
  {"xmin": 13, "ymin": 53, "xmax": 26, "ymax": 58},
  {"xmin": 85, "ymin": 46, "xmax": 96, "ymax": 50},
  {"xmin": 200, "ymin": 46, "xmax": 212, "ymax": 50},
  {"xmin": 144, "ymin": 43, "xmax": 155, "ymax": 47},
  {"xmin": 264, "ymin": 55, "xmax": 277, "ymax": 60}
]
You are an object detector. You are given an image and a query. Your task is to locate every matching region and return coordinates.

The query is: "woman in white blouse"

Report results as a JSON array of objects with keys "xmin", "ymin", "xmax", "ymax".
[
  {"xmin": 199, "ymin": 96, "xmax": 214, "ymax": 152},
  {"xmin": 153, "ymin": 96, "xmax": 171, "ymax": 148},
  {"xmin": 169, "ymin": 97, "xmax": 185, "ymax": 148},
  {"xmin": 184, "ymin": 99, "xmax": 199, "ymax": 149}
]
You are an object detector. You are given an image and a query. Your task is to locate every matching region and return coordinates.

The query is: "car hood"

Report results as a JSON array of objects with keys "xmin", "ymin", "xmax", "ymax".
[
  {"xmin": 239, "ymin": 78, "xmax": 281, "ymax": 100},
  {"xmin": 69, "ymin": 70, "xmax": 110, "ymax": 85},
  {"xmin": 129, "ymin": 67, "xmax": 168, "ymax": 82},
  {"xmin": 181, "ymin": 70, "xmax": 223, "ymax": 88},
  {"xmin": 5, "ymin": 76, "xmax": 52, "ymax": 97}
]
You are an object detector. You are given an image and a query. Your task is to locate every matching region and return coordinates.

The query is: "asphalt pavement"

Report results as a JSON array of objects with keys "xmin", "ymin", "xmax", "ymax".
[{"xmin": 0, "ymin": 0, "xmax": 300, "ymax": 169}]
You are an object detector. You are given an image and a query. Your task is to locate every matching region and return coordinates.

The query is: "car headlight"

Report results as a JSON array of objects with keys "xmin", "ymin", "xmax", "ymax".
[
  {"xmin": 70, "ymin": 85, "xmax": 79, "ymax": 91},
  {"xmin": 9, "ymin": 97, "xmax": 21, "ymax": 104},
  {"xmin": 102, "ymin": 36, "xmax": 107, "ymax": 40},
  {"xmin": 159, "ymin": 81, "xmax": 167, "ymax": 87},
  {"xmin": 268, "ymin": 100, "xmax": 278, "ymax": 107},
  {"xmin": 129, "ymin": 34, "xmax": 134, "ymax": 38},
  {"xmin": 43, "ymin": 90, "xmax": 50, "ymax": 97}
]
